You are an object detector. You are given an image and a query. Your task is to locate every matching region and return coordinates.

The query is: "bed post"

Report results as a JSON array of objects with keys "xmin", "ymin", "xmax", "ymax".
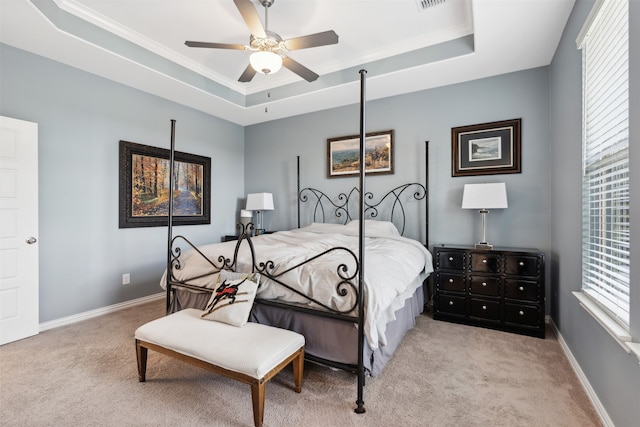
[
  {"xmin": 425, "ymin": 140, "xmax": 429, "ymax": 248},
  {"xmin": 297, "ymin": 155, "xmax": 301, "ymax": 229},
  {"xmin": 355, "ymin": 69, "xmax": 367, "ymax": 415},
  {"xmin": 166, "ymin": 119, "xmax": 176, "ymax": 313}
]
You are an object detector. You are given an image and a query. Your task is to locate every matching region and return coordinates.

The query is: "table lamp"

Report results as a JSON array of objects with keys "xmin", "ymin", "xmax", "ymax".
[
  {"xmin": 462, "ymin": 183, "xmax": 508, "ymax": 250},
  {"xmin": 245, "ymin": 193, "xmax": 274, "ymax": 235}
]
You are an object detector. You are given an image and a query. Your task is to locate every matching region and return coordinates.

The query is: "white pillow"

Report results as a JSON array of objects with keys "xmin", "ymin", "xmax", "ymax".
[
  {"xmin": 201, "ymin": 271, "xmax": 260, "ymax": 327},
  {"xmin": 346, "ymin": 219, "xmax": 400, "ymax": 236},
  {"xmin": 299, "ymin": 222, "xmax": 348, "ymax": 234}
]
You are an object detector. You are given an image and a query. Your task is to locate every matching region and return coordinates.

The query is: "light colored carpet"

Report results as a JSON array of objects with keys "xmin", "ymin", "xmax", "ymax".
[{"xmin": 0, "ymin": 299, "xmax": 601, "ymax": 426}]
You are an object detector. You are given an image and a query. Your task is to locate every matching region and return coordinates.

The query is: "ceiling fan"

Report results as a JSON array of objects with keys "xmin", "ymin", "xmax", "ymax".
[{"xmin": 185, "ymin": 0, "xmax": 339, "ymax": 83}]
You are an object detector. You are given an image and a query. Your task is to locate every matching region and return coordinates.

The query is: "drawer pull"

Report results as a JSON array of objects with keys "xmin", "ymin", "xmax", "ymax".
[
  {"xmin": 449, "ymin": 301, "xmax": 454, "ymax": 306},
  {"xmin": 519, "ymin": 310, "xmax": 524, "ymax": 316},
  {"xmin": 482, "ymin": 305, "xmax": 487, "ymax": 310},
  {"xmin": 449, "ymin": 278, "xmax": 454, "ymax": 283},
  {"xmin": 519, "ymin": 261, "xmax": 525, "ymax": 266},
  {"xmin": 482, "ymin": 282, "xmax": 487, "ymax": 287},
  {"xmin": 448, "ymin": 256, "xmax": 454, "ymax": 261},
  {"xmin": 482, "ymin": 259, "xmax": 487, "ymax": 264},
  {"xmin": 519, "ymin": 286, "xmax": 524, "ymax": 291}
]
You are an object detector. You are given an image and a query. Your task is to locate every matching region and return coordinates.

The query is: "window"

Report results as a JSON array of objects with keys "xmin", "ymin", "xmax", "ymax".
[{"xmin": 578, "ymin": 0, "xmax": 630, "ymax": 328}]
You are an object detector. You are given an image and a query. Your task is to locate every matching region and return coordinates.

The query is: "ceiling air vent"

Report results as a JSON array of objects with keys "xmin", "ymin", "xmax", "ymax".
[{"xmin": 416, "ymin": 0, "xmax": 446, "ymax": 11}]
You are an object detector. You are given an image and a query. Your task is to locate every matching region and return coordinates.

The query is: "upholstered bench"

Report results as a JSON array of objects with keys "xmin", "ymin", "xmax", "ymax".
[{"xmin": 135, "ymin": 308, "xmax": 305, "ymax": 427}]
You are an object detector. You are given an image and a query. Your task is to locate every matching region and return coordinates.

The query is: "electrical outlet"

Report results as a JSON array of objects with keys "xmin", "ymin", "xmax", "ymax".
[{"xmin": 122, "ymin": 273, "xmax": 130, "ymax": 285}]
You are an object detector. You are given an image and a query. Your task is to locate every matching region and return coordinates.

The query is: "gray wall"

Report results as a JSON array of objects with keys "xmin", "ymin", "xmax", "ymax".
[
  {"xmin": 245, "ymin": 67, "xmax": 552, "ymax": 293},
  {"xmin": 0, "ymin": 45, "xmax": 245, "ymax": 322},
  {"xmin": 549, "ymin": 1, "xmax": 640, "ymax": 427}
]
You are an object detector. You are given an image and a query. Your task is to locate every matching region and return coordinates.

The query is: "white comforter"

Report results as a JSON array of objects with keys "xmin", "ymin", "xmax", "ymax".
[{"xmin": 161, "ymin": 221, "xmax": 433, "ymax": 350}]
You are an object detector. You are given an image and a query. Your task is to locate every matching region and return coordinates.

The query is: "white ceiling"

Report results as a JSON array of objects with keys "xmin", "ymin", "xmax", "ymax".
[{"xmin": 0, "ymin": 0, "xmax": 575, "ymax": 126}]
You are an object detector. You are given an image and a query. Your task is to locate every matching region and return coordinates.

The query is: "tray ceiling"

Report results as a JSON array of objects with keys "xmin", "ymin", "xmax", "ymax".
[{"xmin": 0, "ymin": 0, "xmax": 575, "ymax": 125}]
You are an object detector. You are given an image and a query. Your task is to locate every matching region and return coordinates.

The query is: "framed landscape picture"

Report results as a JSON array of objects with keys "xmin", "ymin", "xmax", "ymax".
[
  {"xmin": 119, "ymin": 140, "xmax": 211, "ymax": 228},
  {"xmin": 451, "ymin": 118, "xmax": 521, "ymax": 177},
  {"xmin": 327, "ymin": 130, "xmax": 394, "ymax": 178}
]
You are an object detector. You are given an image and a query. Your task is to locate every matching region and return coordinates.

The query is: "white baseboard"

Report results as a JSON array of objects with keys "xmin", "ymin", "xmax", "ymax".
[
  {"xmin": 548, "ymin": 318, "xmax": 615, "ymax": 427},
  {"xmin": 39, "ymin": 293, "xmax": 164, "ymax": 332}
]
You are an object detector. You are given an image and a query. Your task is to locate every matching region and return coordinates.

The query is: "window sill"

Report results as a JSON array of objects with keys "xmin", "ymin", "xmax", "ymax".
[
  {"xmin": 627, "ymin": 342, "xmax": 640, "ymax": 365},
  {"xmin": 572, "ymin": 291, "xmax": 639, "ymax": 364}
]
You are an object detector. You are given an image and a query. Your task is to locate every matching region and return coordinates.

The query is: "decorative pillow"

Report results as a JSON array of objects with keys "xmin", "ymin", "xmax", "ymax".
[{"xmin": 201, "ymin": 271, "xmax": 260, "ymax": 327}]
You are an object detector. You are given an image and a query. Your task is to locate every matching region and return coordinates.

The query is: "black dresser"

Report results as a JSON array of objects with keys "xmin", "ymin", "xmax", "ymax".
[{"xmin": 433, "ymin": 245, "xmax": 545, "ymax": 338}]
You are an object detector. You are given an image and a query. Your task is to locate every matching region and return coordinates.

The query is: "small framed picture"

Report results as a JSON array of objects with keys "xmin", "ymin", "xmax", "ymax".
[
  {"xmin": 451, "ymin": 119, "xmax": 521, "ymax": 177},
  {"xmin": 327, "ymin": 130, "xmax": 394, "ymax": 178}
]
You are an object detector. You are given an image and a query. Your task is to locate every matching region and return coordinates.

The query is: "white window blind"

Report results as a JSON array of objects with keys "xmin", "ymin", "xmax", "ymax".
[{"xmin": 579, "ymin": 0, "xmax": 630, "ymax": 327}]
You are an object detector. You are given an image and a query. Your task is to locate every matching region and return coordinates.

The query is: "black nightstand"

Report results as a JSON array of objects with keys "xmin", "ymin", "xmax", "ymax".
[
  {"xmin": 432, "ymin": 244, "xmax": 545, "ymax": 338},
  {"xmin": 223, "ymin": 231, "xmax": 276, "ymax": 242}
]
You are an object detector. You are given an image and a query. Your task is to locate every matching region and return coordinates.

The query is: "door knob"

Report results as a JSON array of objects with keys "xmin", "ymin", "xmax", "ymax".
[{"xmin": 26, "ymin": 237, "xmax": 37, "ymax": 244}]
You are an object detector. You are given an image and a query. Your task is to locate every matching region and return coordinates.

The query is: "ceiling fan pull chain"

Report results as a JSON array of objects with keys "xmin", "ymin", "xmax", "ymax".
[
  {"xmin": 265, "ymin": 81, "xmax": 271, "ymax": 113},
  {"xmin": 266, "ymin": 81, "xmax": 272, "ymax": 113}
]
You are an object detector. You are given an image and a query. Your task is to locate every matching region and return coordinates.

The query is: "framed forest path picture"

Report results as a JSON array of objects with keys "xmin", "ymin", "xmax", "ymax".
[{"xmin": 119, "ymin": 140, "xmax": 211, "ymax": 228}]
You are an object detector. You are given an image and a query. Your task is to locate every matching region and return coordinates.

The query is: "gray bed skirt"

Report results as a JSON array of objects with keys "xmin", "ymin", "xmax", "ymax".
[{"xmin": 168, "ymin": 282, "xmax": 425, "ymax": 377}]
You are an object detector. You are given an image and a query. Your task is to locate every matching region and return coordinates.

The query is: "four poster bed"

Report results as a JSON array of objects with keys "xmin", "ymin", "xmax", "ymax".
[{"xmin": 161, "ymin": 71, "xmax": 432, "ymax": 414}]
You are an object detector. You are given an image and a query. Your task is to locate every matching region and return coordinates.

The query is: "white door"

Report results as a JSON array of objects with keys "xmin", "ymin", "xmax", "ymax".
[{"xmin": 0, "ymin": 116, "xmax": 39, "ymax": 345}]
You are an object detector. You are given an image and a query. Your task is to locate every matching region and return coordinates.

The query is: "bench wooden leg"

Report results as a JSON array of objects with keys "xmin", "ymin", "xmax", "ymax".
[
  {"xmin": 250, "ymin": 381, "xmax": 266, "ymax": 427},
  {"xmin": 292, "ymin": 350, "xmax": 304, "ymax": 393},
  {"xmin": 135, "ymin": 339, "xmax": 147, "ymax": 382}
]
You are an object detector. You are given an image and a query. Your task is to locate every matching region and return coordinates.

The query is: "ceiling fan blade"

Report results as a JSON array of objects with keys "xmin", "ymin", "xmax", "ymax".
[
  {"xmin": 282, "ymin": 56, "xmax": 319, "ymax": 82},
  {"xmin": 283, "ymin": 30, "xmax": 339, "ymax": 51},
  {"xmin": 185, "ymin": 41, "xmax": 246, "ymax": 50},
  {"xmin": 233, "ymin": 0, "xmax": 266, "ymax": 39},
  {"xmin": 238, "ymin": 64, "xmax": 258, "ymax": 82}
]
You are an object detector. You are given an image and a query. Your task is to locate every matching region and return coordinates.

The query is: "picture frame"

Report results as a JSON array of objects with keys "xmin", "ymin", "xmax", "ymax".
[
  {"xmin": 327, "ymin": 130, "xmax": 394, "ymax": 178},
  {"xmin": 119, "ymin": 140, "xmax": 211, "ymax": 228},
  {"xmin": 451, "ymin": 118, "xmax": 521, "ymax": 177}
]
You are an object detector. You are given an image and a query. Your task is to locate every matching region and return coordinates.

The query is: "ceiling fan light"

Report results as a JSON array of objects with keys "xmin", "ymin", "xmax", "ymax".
[{"xmin": 250, "ymin": 51, "xmax": 282, "ymax": 75}]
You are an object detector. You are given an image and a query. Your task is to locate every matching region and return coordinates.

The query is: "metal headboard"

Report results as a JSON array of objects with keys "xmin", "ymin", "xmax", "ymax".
[{"xmin": 297, "ymin": 183, "xmax": 426, "ymax": 236}]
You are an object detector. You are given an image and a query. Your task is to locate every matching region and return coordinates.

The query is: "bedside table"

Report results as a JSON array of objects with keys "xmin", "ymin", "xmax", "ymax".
[
  {"xmin": 223, "ymin": 231, "xmax": 276, "ymax": 242},
  {"xmin": 433, "ymin": 245, "xmax": 545, "ymax": 338}
]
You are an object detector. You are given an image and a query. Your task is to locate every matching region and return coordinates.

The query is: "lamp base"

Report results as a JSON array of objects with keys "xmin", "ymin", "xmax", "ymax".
[{"xmin": 474, "ymin": 242, "xmax": 493, "ymax": 250}]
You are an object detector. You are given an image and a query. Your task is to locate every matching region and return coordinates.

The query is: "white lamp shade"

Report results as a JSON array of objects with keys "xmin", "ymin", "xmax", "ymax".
[
  {"xmin": 249, "ymin": 51, "xmax": 283, "ymax": 74},
  {"xmin": 245, "ymin": 193, "xmax": 274, "ymax": 211},
  {"xmin": 462, "ymin": 183, "xmax": 508, "ymax": 209}
]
